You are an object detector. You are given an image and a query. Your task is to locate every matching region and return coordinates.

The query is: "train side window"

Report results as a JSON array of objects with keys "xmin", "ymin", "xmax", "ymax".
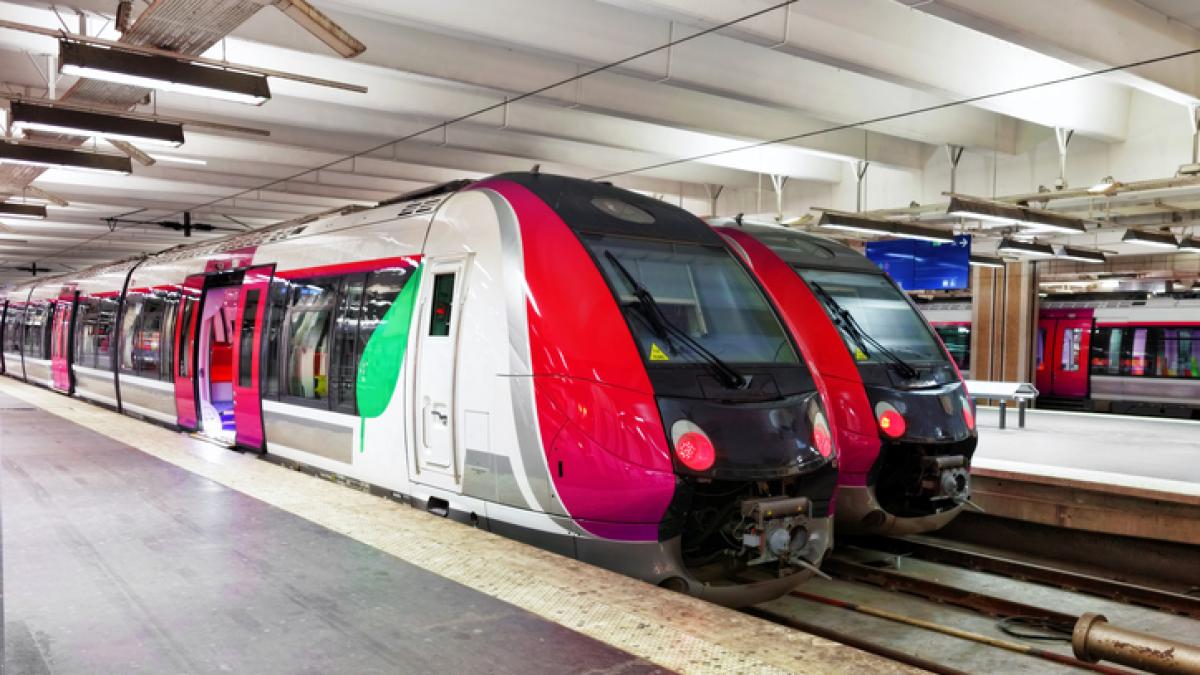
[
  {"xmin": 158, "ymin": 291, "xmax": 179, "ymax": 382},
  {"xmin": 134, "ymin": 295, "xmax": 166, "ymax": 379},
  {"xmin": 74, "ymin": 299, "xmax": 96, "ymax": 369},
  {"xmin": 358, "ymin": 268, "xmax": 410, "ymax": 350},
  {"xmin": 1090, "ymin": 328, "xmax": 1121, "ymax": 376},
  {"xmin": 2, "ymin": 305, "xmax": 21, "ymax": 355},
  {"xmin": 238, "ymin": 289, "xmax": 261, "ymax": 389},
  {"xmin": 22, "ymin": 303, "xmax": 53, "ymax": 360},
  {"xmin": 1182, "ymin": 329, "xmax": 1200, "ymax": 379},
  {"xmin": 283, "ymin": 277, "xmax": 337, "ymax": 403},
  {"xmin": 1059, "ymin": 328, "xmax": 1082, "ymax": 372},
  {"xmin": 331, "ymin": 275, "xmax": 365, "ymax": 413},
  {"xmin": 428, "ymin": 272, "xmax": 456, "ymax": 337},
  {"xmin": 1127, "ymin": 328, "xmax": 1148, "ymax": 376},
  {"xmin": 263, "ymin": 281, "xmax": 289, "ymax": 400},
  {"xmin": 1035, "ymin": 328, "xmax": 1046, "ymax": 371},
  {"xmin": 177, "ymin": 296, "xmax": 197, "ymax": 378},
  {"xmin": 119, "ymin": 294, "xmax": 145, "ymax": 375}
]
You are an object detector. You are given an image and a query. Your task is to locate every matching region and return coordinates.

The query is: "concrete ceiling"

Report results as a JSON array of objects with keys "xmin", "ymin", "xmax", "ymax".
[{"xmin": 0, "ymin": 0, "xmax": 1195, "ymax": 282}]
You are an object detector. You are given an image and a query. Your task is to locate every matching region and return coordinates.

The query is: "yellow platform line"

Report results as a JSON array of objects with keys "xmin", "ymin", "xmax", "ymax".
[{"xmin": 0, "ymin": 379, "xmax": 916, "ymax": 675}]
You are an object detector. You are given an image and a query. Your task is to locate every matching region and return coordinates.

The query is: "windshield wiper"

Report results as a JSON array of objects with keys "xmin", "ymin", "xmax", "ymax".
[
  {"xmin": 810, "ymin": 282, "xmax": 919, "ymax": 380},
  {"xmin": 604, "ymin": 251, "xmax": 747, "ymax": 390}
]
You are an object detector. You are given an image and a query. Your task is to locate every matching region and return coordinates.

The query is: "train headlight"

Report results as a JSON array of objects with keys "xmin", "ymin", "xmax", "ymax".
[
  {"xmin": 811, "ymin": 410, "xmax": 833, "ymax": 458},
  {"xmin": 670, "ymin": 420, "xmax": 716, "ymax": 472},
  {"xmin": 875, "ymin": 401, "xmax": 907, "ymax": 439}
]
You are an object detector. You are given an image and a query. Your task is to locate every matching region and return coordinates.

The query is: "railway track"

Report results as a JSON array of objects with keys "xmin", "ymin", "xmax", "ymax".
[{"xmin": 748, "ymin": 526, "xmax": 1200, "ymax": 674}]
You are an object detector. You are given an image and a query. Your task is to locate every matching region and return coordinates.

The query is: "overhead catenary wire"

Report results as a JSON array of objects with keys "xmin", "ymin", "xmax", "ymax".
[
  {"xmin": 45, "ymin": 0, "xmax": 800, "ymax": 261},
  {"xmin": 45, "ymin": 22, "xmax": 1200, "ymax": 265}
]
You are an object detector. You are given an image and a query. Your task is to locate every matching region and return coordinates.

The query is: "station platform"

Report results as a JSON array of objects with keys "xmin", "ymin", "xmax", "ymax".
[
  {"xmin": 0, "ymin": 379, "xmax": 905, "ymax": 675},
  {"xmin": 972, "ymin": 405, "xmax": 1200, "ymax": 496}
]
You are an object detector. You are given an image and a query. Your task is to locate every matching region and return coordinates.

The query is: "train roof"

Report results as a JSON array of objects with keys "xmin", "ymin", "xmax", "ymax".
[{"xmin": 711, "ymin": 219, "xmax": 881, "ymax": 274}]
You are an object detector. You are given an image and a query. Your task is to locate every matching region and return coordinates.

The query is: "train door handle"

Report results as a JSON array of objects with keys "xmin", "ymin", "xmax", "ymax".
[{"xmin": 431, "ymin": 410, "xmax": 448, "ymax": 425}]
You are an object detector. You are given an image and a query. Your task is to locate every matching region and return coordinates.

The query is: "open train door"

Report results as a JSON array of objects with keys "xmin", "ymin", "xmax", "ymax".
[
  {"xmin": 231, "ymin": 265, "xmax": 273, "ymax": 451},
  {"xmin": 49, "ymin": 288, "xmax": 77, "ymax": 393},
  {"xmin": 173, "ymin": 274, "xmax": 206, "ymax": 430}
]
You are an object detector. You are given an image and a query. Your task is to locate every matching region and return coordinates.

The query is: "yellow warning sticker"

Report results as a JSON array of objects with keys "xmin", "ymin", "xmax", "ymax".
[
  {"xmin": 854, "ymin": 347, "xmax": 869, "ymax": 362},
  {"xmin": 649, "ymin": 343, "xmax": 670, "ymax": 361}
]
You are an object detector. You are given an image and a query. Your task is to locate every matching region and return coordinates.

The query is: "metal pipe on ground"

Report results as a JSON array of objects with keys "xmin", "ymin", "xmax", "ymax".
[{"xmin": 1074, "ymin": 613, "xmax": 1200, "ymax": 675}]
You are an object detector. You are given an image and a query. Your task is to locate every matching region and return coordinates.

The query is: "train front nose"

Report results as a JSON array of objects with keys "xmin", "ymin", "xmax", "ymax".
[{"xmin": 656, "ymin": 391, "xmax": 839, "ymax": 601}]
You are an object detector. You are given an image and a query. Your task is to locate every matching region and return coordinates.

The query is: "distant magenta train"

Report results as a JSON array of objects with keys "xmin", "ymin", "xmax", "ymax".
[
  {"xmin": 923, "ymin": 296, "xmax": 1200, "ymax": 418},
  {"xmin": 715, "ymin": 221, "xmax": 978, "ymax": 535},
  {"xmin": 1, "ymin": 173, "xmax": 839, "ymax": 607}
]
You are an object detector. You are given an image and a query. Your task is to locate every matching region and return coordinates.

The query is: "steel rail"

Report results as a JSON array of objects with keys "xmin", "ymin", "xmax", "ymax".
[
  {"xmin": 823, "ymin": 557, "xmax": 1080, "ymax": 630},
  {"xmin": 863, "ymin": 536, "xmax": 1200, "ymax": 619}
]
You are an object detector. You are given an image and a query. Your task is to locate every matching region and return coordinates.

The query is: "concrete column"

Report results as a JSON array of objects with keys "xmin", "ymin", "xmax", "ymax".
[{"xmin": 970, "ymin": 261, "xmax": 1039, "ymax": 384}]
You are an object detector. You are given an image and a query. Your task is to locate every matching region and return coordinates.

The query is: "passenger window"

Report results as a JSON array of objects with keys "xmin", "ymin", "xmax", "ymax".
[
  {"xmin": 1129, "ymin": 328, "xmax": 1148, "ymax": 376},
  {"xmin": 1035, "ymin": 328, "xmax": 1046, "ymax": 371},
  {"xmin": 359, "ymin": 268, "xmax": 409, "ymax": 348},
  {"xmin": 119, "ymin": 294, "xmax": 144, "ymax": 374},
  {"xmin": 158, "ymin": 291, "xmax": 179, "ymax": 382},
  {"xmin": 1059, "ymin": 328, "xmax": 1081, "ymax": 372},
  {"xmin": 428, "ymin": 273, "xmax": 456, "ymax": 337},
  {"xmin": 134, "ymin": 295, "xmax": 166, "ymax": 378},
  {"xmin": 284, "ymin": 278, "xmax": 337, "ymax": 401},
  {"xmin": 331, "ymin": 276, "xmax": 365, "ymax": 413},
  {"xmin": 238, "ymin": 290, "xmax": 261, "ymax": 388},
  {"xmin": 263, "ymin": 281, "xmax": 289, "ymax": 399},
  {"xmin": 178, "ymin": 296, "xmax": 197, "ymax": 378}
]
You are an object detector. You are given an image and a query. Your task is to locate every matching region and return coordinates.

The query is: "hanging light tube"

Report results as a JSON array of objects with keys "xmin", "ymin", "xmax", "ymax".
[
  {"xmin": 1058, "ymin": 246, "xmax": 1107, "ymax": 264},
  {"xmin": 968, "ymin": 255, "xmax": 1005, "ymax": 268},
  {"xmin": 0, "ymin": 202, "xmax": 47, "ymax": 219},
  {"xmin": 818, "ymin": 211, "xmax": 955, "ymax": 243},
  {"xmin": 947, "ymin": 194, "xmax": 1086, "ymax": 234},
  {"xmin": 1121, "ymin": 229, "xmax": 1179, "ymax": 249},
  {"xmin": 0, "ymin": 141, "xmax": 133, "ymax": 175},
  {"xmin": 1179, "ymin": 237, "xmax": 1200, "ymax": 254},
  {"xmin": 59, "ymin": 40, "xmax": 271, "ymax": 105},
  {"xmin": 10, "ymin": 101, "xmax": 184, "ymax": 147},
  {"xmin": 997, "ymin": 238, "xmax": 1055, "ymax": 257}
]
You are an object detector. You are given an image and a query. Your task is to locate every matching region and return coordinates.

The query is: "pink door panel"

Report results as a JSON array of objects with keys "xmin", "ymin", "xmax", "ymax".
[
  {"xmin": 232, "ymin": 265, "xmax": 273, "ymax": 451},
  {"xmin": 50, "ymin": 290, "xmax": 76, "ymax": 393},
  {"xmin": 173, "ymin": 275, "xmax": 206, "ymax": 430}
]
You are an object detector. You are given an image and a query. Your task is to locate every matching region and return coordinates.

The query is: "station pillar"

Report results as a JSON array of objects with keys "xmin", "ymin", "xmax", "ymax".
[{"xmin": 970, "ymin": 262, "xmax": 1039, "ymax": 384}]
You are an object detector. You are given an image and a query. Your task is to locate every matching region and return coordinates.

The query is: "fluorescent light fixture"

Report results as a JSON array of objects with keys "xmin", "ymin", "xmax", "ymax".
[
  {"xmin": 947, "ymin": 194, "xmax": 1085, "ymax": 234},
  {"xmin": 1177, "ymin": 237, "xmax": 1200, "ymax": 254},
  {"xmin": 891, "ymin": 222, "xmax": 956, "ymax": 243},
  {"xmin": 11, "ymin": 101, "xmax": 184, "ymax": 147},
  {"xmin": 0, "ymin": 141, "xmax": 132, "ymax": 175},
  {"xmin": 0, "ymin": 202, "xmax": 47, "ymax": 220},
  {"xmin": 818, "ymin": 211, "xmax": 954, "ymax": 242},
  {"xmin": 1088, "ymin": 176, "xmax": 1122, "ymax": 195},
  {"xmin": 148, "ymin": 153, "xmax": 207, "ymax": 165},
  {"xmin": 818, "ymin": 211, "xmax": 896, "ymax": 237},
  {"xmin": 947, "ymin": 195, "xmax": 1026, "ymax": 224},
  {"xmin": 1058, "ymin": 246, "xmax": 1107, "ymax": 264},
  {"xmin": 59, "ymin": 41, "xmax": 271, "ymax": 105},
  {"xmin": 1019, "ymin": 208, "xmax": 1087, "ymax": 234},
  {"xmin": 997, "ymin": 238, "xmax": 1055, "ymax": 257},
  {"xmin": 968, "ymin": 255, "xmax": 1005, "ymax": 268},
  {"xmin": 1121, "ymin": 229, "xmax": 1179, "ymax": 249},
  {"xmin": 274, "ymin": 0, "xmax": 366, "ymax": 58}
]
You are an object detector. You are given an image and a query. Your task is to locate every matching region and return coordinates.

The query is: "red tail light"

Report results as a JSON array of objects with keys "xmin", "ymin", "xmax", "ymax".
[
  {"xmin": 670, "ymin": 421, "xmax": 716, "ymax": 471},
  {"xmin": 812, "ymin": 412, "xmax": 833, "ymax": 458},
  {"xmin": 875, "ymin": 402, "xmax": 906, "ymax": 439}
]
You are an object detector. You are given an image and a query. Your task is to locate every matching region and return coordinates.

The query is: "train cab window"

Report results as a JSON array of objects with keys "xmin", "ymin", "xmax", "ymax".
[
  {"xmin": 330, "ymin": 276, "xmax": 365, "ymax": 413},
  {"xmin": 590, "ymin": 236, "xmax": 798, "ymax": 366},
  {"xmin": 284, "ymin": 278, "xmax": 337, "ymax": 402},
  {"xmin": 238, "ymin": 290, "xmax": 261, "ymax": 389},
  {"xmin": 428, "ymin": 273, "xmax": 456, "ymax": 337}
]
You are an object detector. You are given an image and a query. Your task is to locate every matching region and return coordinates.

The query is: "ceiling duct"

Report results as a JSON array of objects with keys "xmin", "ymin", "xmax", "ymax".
[
  {"xmin": 11, "ymin": 101, "xmax": 185, "ymax": 147},
  {"xmin": 59, "ymin": 41, "xmax": 271, "ymax": 105},
  {"xmin": 997, "ymin": 238, "xmax": 1055, "ymax": 258},
  {"xmin": 1121, "ymin": 229, "xmax": 1179, "ymax": 249},
  {"xmin": 0, "ymin": 141, "xmax": 132, "ymax": 175}
]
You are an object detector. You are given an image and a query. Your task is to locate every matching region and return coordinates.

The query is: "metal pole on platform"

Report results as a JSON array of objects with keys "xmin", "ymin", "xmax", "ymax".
[{"xmin": 1074, "ymin": 613, "xmax": 1200, "ymax": 674}]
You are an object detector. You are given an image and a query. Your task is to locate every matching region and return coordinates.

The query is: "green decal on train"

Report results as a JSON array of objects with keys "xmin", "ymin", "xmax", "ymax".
[{"xmin": 356, "ymin": 264, "xmax": 424, "ymax": 426}]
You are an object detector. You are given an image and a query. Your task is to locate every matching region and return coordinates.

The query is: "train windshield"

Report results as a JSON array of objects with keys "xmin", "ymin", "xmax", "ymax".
[
  {"xmin": 797, "ymin": 269, "xmax": 947, "ymax": 364},
  {"xmin": 586, "ymin": 235, "xmax": 799, "ymax": 366}
]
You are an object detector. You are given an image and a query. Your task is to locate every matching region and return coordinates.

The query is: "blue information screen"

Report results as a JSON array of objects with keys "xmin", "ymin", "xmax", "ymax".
[{"xmin": 865, "ymin": 235, "xmax": 970, "ymax": 291}]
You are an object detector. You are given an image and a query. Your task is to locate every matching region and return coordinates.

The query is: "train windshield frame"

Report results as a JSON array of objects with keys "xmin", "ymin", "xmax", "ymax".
[
  {"xmin": 797, "ymin": 268, "xmax": 949, "ymax": 365},
  {"xmin": 584, "ymin": 234, "xmax": 799, "ymax": 367}
]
